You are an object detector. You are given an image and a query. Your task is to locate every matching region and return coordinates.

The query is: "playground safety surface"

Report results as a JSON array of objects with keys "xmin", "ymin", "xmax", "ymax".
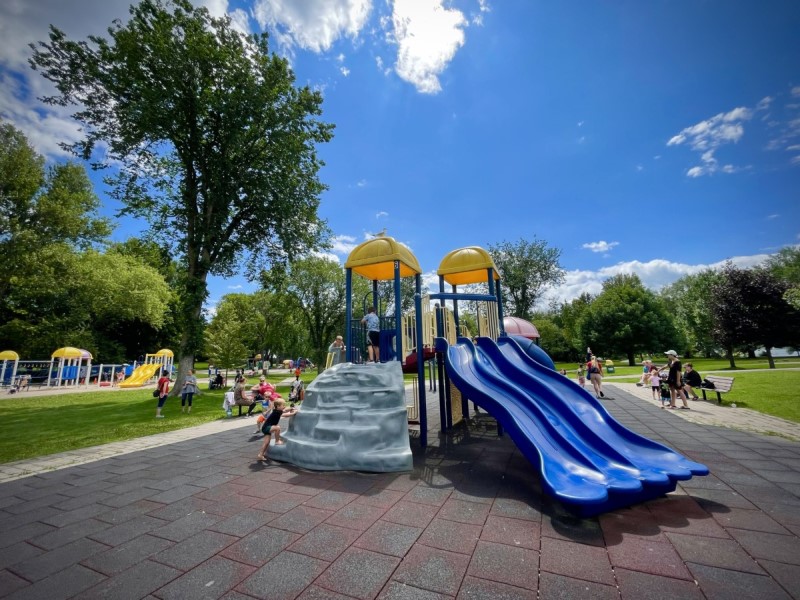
[{"xmin": 1, "ymin": 383, "xmax": 799, "ymax": 599}]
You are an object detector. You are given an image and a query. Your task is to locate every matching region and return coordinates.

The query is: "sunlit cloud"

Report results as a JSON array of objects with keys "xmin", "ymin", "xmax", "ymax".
[
  {"xmin": 252, "ymin": 0, "xmax": 372, "ymax": 53},
  {"xmin": 387, "ymin": 0, "xmax": 468, "ymax": 94},
  {"xmin": 541, "ymin": 253, "xmax": 774, "ymax": 308},
  {"xmin": 331, "ymin": 234, "xmax": 358, "ymax": 255},
  {"xmin": 582, "ymin": 241, "xmax": 619, "ymax": 253}
]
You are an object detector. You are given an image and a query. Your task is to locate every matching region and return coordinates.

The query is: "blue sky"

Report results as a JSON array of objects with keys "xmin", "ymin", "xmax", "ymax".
[{"xmin": 1, "ymin": 0, "xmax": 799, "ymax": 314}]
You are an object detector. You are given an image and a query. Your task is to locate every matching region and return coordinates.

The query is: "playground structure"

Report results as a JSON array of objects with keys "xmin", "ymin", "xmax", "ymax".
[
  {"xmin": 119, "ymin": 349, "xmax": 174, "ymax": 388},
  {"xmin": 273, "ymin": 234, "xmax": 709, "ymax": 516},
  {"xmin": 1, "ymin": 348, "xmax": 141, "ymax": 390}
]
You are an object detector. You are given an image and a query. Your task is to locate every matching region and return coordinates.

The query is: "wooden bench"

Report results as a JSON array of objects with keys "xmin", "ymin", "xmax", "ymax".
[{"xmin": 700, "ymin": 375, "xmax": 735, "ymax": 404}]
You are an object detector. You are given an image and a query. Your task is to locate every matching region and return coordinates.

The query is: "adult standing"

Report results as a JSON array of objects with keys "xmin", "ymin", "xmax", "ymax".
[
  {"xmin": 663, "ymin": 350, "xmax": 690, "ymax": 409},
  {"xmin": 361, "ymin": 306, "xmax": 380, "ymax": 363},
  {"xmin": 181, "ymin": 369, "xmax": 198, "ymax": 414},
  {"xmin": 155, "ymin": 369, "xmax": 171, "ymax": 418},
  {"xmin": 328, "ymin": 335, "xmax": 345, "ymax": 366},
  {"xmin": 587, "ymin": 355, "xmax": 605, "ymax": 398}
]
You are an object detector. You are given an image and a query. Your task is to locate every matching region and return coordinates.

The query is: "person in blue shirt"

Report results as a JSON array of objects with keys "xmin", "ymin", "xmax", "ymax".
[{"xmin": 361, "ymin": 306, "xmax": 380, "ymax": 363}]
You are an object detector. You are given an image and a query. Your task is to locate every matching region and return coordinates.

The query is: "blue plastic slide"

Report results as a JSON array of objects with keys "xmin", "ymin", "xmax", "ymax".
[{"xmin": 440, "ymin": 336, "xmax": 708, "ymax": 516}]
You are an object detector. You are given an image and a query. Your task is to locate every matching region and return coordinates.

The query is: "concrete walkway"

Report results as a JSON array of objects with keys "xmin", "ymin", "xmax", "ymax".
[{"xmin": 1, "ymin": 384, "xmax": 799, "ymax": 599}]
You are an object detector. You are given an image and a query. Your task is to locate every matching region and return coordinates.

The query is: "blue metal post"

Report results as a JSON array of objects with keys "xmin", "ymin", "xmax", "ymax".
[
  {"xmin": 435, "ymin": 303, "xmax": 447, "ymax": 432},
  {"xmin": 414, "ymin": 274, "xmax": 427, "ymax": 448}
]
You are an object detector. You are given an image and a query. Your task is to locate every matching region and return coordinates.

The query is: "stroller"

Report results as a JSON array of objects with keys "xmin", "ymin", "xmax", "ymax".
[{"xmin": 209, "ymin": 373, "xmax": 225, "ymax": 390}]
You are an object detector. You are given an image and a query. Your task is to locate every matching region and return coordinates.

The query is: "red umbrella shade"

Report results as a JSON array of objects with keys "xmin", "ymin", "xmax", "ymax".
[{"xmin": 503, "ymin": 316, "xmax": 540, "ymax": 339}]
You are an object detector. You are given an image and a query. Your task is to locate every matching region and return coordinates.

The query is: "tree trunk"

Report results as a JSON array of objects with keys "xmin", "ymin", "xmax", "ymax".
[
  {"xmin": 765, "ymin": 347, "xmax": 775, "ymax": 369},
  {"xmin": 726, "ymin": 345, "xmax": 737, "ymax": 369},
  {"xmin": 170, "ymin": 267, "xmax": 209, "ymax": 397},
  {"xmin": 747, "ymin": 347, "xmax": 756, "ymax": 359},
  {"xmin": 627, "ymin": 351, "xmax": 635, "ymax": 366}
]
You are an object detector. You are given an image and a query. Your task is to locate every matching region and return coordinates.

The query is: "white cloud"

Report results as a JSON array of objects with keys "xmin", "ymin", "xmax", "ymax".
[
  {"xmin": 340, "ymin": 66, "xmax": 350, "ymax": 76},
  {"xmin": 375, "ymin": 211, "xmax": 389, "ymax": 219},
  {"xmin": 767, "ymin": 214, "xmax": 779, "ymax": 220},
  {"xmin": 667, "ymin": 105, "xmax": 757, "ymax": 177},
  {"xmin": 228, "ymin": 8, "xmax": 251, "ymax": 34},
  {"xmin": 686, "ymin": 166, "xmax": 704, "ymax": 178},
  {"xmin": 471, "ymin": 0, "xmax": 491, "ymax": 25},
  {"xmin": 792, "ymin": 86, "xmax": 800, "ymax": 98},
  {"xmin": 331, "ymin": 234, "xmax": 358, "ymax": 255},
  {"xmin": 669, "ymin": 92, "xmax": 800, "ymax": 176},
  {"xmin": 756, "ymin": 96, "xmax": 773, "ymax": 111},
  {"xmin": 541, "ymin": 253, "xmax": 773, "ymax": 308},
  {"xmin": 582, "ymin": 241, "xmax": 619, "ymax": 253},
  {"xmin": 227, "ymin": 284, "xmax": 243, "ymax": 290},
  {"xmin": 667, "ymin": 106, "xmax": 751, "ymax": 151},
  {"xmin": 311, "ymin": 250, "xmax": 342, "ymax": 264},
  {"xmin": 388, "ymin": 0, "xmax": 468, "ymax": 94},
  {"xmin": 0, "ymin": 0, "xmax": 250, "ymax": 159},
  {"xmin": 252, "ymin": 0, "xmax": 372, "ymax": 53}
]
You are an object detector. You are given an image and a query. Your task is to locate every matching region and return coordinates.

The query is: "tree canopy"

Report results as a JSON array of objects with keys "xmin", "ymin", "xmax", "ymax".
[
  {"xmin": 581, "ymin": 274, "xmax": 680, "ymax": 365},
  {"xmin": 488, "ymin": 237, "xmax": 565, "ymax": 321},
  {"xmin": 711, "ymin": 263, "xmax": 800, "ymax": 368},
  {"xmin": 30, "ymin": 0, "xmax": 333, "ymax": 385}
]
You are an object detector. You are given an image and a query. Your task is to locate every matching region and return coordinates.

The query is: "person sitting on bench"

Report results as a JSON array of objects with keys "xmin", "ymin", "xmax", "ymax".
[{"xmin": 683, "ymin": 362, "xmax": 702, "ymax": 401}]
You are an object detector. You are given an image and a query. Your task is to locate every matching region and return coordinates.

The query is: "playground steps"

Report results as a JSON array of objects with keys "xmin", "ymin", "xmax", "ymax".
[{"xmin": 270, "ymin": 362, "xmax": 413, "ymax": 472}]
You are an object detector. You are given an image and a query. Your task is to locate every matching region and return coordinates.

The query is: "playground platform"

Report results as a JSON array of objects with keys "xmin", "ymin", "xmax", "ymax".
[{"xmin": 0, "ymin": 383, "xmax": 799, "ymax": 599}]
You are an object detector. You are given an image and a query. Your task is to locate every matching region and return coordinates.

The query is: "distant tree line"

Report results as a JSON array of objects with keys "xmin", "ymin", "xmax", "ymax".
[{"xmin": 533, "ymin": 252, "xmax": 800, "ymax": 369}]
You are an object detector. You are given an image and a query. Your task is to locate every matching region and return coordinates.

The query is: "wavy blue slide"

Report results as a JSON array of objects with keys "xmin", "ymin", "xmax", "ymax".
[{"xmin": 440, "ymin": 336, "xmax": 708, "ymax": 516}]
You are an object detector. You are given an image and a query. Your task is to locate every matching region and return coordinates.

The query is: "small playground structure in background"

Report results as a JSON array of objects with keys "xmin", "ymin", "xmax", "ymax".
[
  {"xmin": 119, "ymin": 349, "xmax": 174, "ymax": 388},
  {"xmin": 1, "ymin": 347, "xmax": 172, "ymax": 391}
]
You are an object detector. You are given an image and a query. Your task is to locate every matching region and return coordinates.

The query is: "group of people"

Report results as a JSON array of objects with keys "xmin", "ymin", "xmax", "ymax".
[
  {"xmin": 636, "ymin": 351, "xmax": 702, "ymax": 409},
  {"xmin": 155, "ymin": 368, "xmax": 197, "ymax": 418},
  {"xmin": 574, "ymin": 347, "xmax": 703, "ymax": 411}
]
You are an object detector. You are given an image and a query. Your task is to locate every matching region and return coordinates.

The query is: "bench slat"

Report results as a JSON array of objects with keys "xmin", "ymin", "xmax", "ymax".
[{"xmin": 699, "ymin": 375, "xmax": 735, "ymax": 403}]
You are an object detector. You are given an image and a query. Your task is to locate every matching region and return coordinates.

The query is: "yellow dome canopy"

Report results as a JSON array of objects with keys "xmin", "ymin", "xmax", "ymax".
[
  {"xmin": 51, "ymin": 347, "xmax": 84, "ymax": 359},
  {"xmin": 345, "ymin": 235, "xmax": 422, "ymax": 281},
  {"xmin": 155, "ymin": 349, "xmax": 174, "ymax": 357},
  {"xmin": 437, "ymin": 246, "xmax": 500, "ymax": 286},
  {"xmin": 0, "ymin": 350, "xmax": 19, "ymax": 361}
]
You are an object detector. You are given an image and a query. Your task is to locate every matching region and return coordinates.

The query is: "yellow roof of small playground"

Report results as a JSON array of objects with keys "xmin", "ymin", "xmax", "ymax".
[
  {"xmin": 437, "ymin": 246, "xmax": 500, "ymax": 286},
  {"xmin": 51, "ymin": 347, "xmax": 93, "ymax": 359},
  {"xmin": 345, "ymin": 235, "xmax": 422, "ymax": 280}
]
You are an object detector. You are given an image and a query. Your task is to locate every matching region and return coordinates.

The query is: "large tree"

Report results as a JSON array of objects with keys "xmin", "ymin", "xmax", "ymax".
[
  {"xmin": 660, "ymin": 270, "xmax": 721, "ymax": 357},
  {"xmin": 0, "ymin": 121, "xmax": 111, "ymax": 304},
  {"xmin": 30, "ymin": 0, "xmax": 333, "ymax": 388},
  {"xmin": 488, "ymin": 237, "xmax": 565, "ymax": 321},
  {"xmin": 766, "ymin": 247, "xmax": 800, "ymax": 311},
  {"xmin": 262, "ymin": 256, "xmax": 349, "ymax": 369},
  {"xmin": 711, "ymin": 263, "xmax": 800, "ymax": 368},
  {"xmin": 581, "ymin": 274, "xmax": 681, "ymax": 365}
]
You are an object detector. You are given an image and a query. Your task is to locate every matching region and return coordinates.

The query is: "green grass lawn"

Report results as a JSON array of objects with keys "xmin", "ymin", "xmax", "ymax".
[
  {"xmin": 1, "ymin": 362, "xmax": 796, "ymax": 465},
  {"xmin": 0, "ymin": 371, "xmax": 313, "ymax": 464}
]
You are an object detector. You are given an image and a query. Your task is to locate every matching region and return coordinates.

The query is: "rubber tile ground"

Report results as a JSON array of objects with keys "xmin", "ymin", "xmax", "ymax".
[{"xmin": 0, "ymin": 384, "xmax": 798, "ymax": 599}]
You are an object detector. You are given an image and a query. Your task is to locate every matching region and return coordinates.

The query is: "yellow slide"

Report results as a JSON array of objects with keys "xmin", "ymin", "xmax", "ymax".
[{"xmin": 119, "ymin": 363, "xmax": 162, "ymax": 388}]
